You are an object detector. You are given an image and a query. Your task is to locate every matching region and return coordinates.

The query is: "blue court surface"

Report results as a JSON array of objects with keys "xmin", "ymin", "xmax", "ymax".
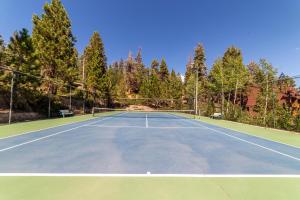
[{"xmin": 0, "ymin": 112, "xmax": 300, "ymax": 174}]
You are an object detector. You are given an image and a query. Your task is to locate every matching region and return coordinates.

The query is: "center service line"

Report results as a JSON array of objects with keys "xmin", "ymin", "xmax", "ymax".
[{"xmin": 146, "ymin": 114, "xmax": 148, "ymax": 128}]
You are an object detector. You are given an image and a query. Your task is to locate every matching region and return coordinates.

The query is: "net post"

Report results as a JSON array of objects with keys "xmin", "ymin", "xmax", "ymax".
[{"xmin": 92, "ymin": 107, "xmax": 95, "ymax": 117}]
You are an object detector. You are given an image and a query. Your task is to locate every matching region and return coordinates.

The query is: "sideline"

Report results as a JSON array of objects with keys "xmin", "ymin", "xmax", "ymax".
[
  {"xmin": 0, "ymin": 113, "xmax": 127, "ymax": 153},
  {"xmin": 0, "ymin": 115, "xmax": 96, "ymax": 140}
]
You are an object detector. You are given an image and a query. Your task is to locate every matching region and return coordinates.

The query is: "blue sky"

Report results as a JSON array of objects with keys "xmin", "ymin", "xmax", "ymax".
[{"xmin": 0, "ymin": 0, "xmax": 300, "ymax": 77}]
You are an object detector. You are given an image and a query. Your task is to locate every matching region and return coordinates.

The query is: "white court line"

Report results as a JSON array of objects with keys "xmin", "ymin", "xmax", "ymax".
[
  {"xmin": 0, "ymin": 112, "xmax": 125, "ymax": 141},
  {"xmin": 88, "ymin": 125, "xmax": 146, "ymax": 128},
  {"xmin": 170, "ymin": 113, "xmax": 300, "ymax": 150},
  {"xmin": 198, "ymin": 124, "xmax": 300, "ymax": 162},
  {"xmin": 165, "ymin": 113, "xmax": 300, "ymax": 162},
  {"xmin": 0, "ymin": 116, "xmax": 98, "ymax": 140},
  {"xmin": 132, "ymin": 113, "xmax": 300, "ymax": 162},
  {"xmin": 86, "ymin": 125, "xmax": 205, "ymax": 129},
  {"xmin": 0, "ymin": 113, "xmax": 127, "ymax": 153},
  {"xmin": 0, "ymin": 173, "xmax": 300, "ymax": 178},
  {"xmin": 145, "ymin": 114, "xmax": 148, "ymax": 128},
  {"xmin": 148, "ymin": 126, "xmax": 204, "ymax": 129}
]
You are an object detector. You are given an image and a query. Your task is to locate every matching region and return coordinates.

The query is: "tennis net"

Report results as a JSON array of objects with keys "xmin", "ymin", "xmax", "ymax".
[{"xmin": 92, "ymin": 107, "xmax": 196, "ymax": 119}]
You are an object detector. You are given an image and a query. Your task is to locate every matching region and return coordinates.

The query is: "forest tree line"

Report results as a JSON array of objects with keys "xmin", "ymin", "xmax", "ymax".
[{"xmin": 0, "ymin": 0, "xmax": 299, "ymax": 131}]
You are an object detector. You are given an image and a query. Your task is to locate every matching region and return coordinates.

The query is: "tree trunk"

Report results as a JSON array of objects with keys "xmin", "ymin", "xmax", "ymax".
[
  {"xmin": 221, "ymin": 78, "xmax": 224, "ymax": 115},
  {"xmin": 48, "ymin": 84, "xmax": 52, "ymax": 118},
  {"xmin": 83, "ymin": 91, "xmax": 86, "ymax": 114},
  {"xmin": 226, "ymin": 92, "xmax": 231, "ymax": 114},
  {"xmin": 233, "ymin": 80, "xmax": 239, "ymax": 105},
  {"xmin": 48, "ymin": 93, "xmax": 51, "ymax": 118},
  {"xmin": 263, "ymin": 74, "xmax": 269, "ymax": 127},
  {"xmin": 93, "ymin": 90, "xmax": 96, "ymax": 109},
  {"xmin": 233, "ymin": 79, "xmax": 239, "ymax": 116},
  {"xmin": 82, "ymin": 58, "xmax": 86, "ymax": 114}
]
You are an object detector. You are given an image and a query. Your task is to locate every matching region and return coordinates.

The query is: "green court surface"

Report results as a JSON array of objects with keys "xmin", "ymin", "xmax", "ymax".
[
  {"xmin": 0, "ymin": 177, "xmax": 299, "ymax": 200},
  {"xmin": 0, "ymin": 112, "xmax": 118, "ymax": 138},
  {"xmin": 195, "ymin": 116, "xmax": 300, "ymax": 148}
]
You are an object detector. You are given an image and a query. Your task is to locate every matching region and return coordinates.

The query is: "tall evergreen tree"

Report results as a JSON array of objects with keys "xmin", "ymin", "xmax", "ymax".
[
  {"xmin": 3, "ymin": 29, "xmax": 40, "ymax": 111},
  {"xmin": 135, "ymin": 48, "xmax": 143, "ymax": 64},
  {"xmin": 6, "ymin": 29, "xmax": 38, "ymax": 84},
  {"xmin": 117, "ymin": 59, "xmax": 127, "ymax": 97},
  {"xmin": 126, "ymin": 51, "xmax": 138, "ymax": 94},
  {"xmin": 169, "ymin": 69, "xmax": 183, "ymax": 100},
  {"xmin": 193, "ymin": 43, "xmax": 207, "ymax": 112},
  {"xmin": 135, "ymin": 48, "xmax": 146, "ymax": 93},
  {"xmin": 142, "ymin": 59, "xmax": 161, "ymax": 99},
  {"xmin": 193, "ymin": 43, "xmax": 207, "ymax": 81},
  {"xmin": 185, "ymin": 56, "xmax": 193, "ymax": 84},
  {"xmin": 83, "ymin": 32, "xmax": 107, "ymax": 105},
  {"xmin": 150, "ymin": 59, "xmax": 159, "ymax": 74},
  {"xmin": 185, "ymin": 74, "xmax": 196, "ymax": 109},
  {"xmin": 0, "ymin": 35, "xmax": 5, "ymax": 66},
  {"xmin": 159, "ymin": 58, "xmax": 169, "ymax": 82},
  {"xmin": 0, "ymin": 35, "xmax": 5, "ymax": 81},
  {"xmin": 32, "ymin": 0, "xmax": 77, "ymax": 117},
  {"xmin": 148, "ymin": 68, "xmax": 161, "ymax": 98}
]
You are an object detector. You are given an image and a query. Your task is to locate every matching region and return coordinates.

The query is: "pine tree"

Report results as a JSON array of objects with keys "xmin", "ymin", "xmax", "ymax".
[
  {"xmin": 32, "ymin": 0, "xmax": 77, "ymax": 117},
  {"xmin": 159, "ymin": 58, "xmax": 169, "ymax": 82},
  {"xmin": 139, "ymin": 68, "xmax": 151, "ymax": 98},
  {"xmin": 3, "ymin": 29, "xmax": 40, "ymax": 111},
  {"xmin": 83, "ymin": 32, "xmax": 107, "ymax": 106},
  {"xmin": 0, "ymin": 35, "xmax": 5, "ymax": 81},
  {"xmin": 108, "ymin": 61, "xmax": 126, "ymax": 98},
  {"xmin": 185, "ymin": 74, "xmax": 196, "ymax": 109},
  {"xmin": 135, "ymin": 48, "xmax": 143, "ymax": 64},
  {"xmin": 150, "ymin": 59, "xmax": 159, "ymax": 75},
  {"xmin": 158, "ymin": 58, "xmax": 170, "ymax": 99},
  {"xmin": 193, "ymin": 43, "xmax": 207, "ymax": 113},
  {"xmin": 126, "ymin": 51, "xmax": 138, "ymax": 94},
  {"xmin": 6, "ymin": 29, "xmax": 39, "ymax": 85},
  {"xmin": 169, "ymin": 69, "xmax": 183, "ymax": 105},
  {"xmin": 149, "ymin": 68, "xmax": 161, "ymax": 98},
  {"xmin": 193, "ymin": 43, "xmax": 207, "ymax": 81},
  {"xmin": 135, "ymin": 48, "xmax": 146, "ymax": 93},
  {"xmin": 144, "ymin": 59, "xmax": 161, "ymax": 99},
  {"xmin": 0, "ymin": 35, "xmax": 5, "ymax": 66},
  {"xmin": 185, "ymin": 56, "xmax": 193, "ymax": 84},
  {"xmin": 117, "ymin": 59, "xmax": 127, "ymax": 97}
]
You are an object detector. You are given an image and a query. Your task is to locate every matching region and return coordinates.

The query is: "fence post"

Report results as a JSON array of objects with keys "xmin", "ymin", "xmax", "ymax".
[
  {"xmin": 8, "ymin": 73, "xmax": 14, "ymax": 124},
  {"xmin": 69, "ymin": 85, "xmax": 72, "ymax": 110}
]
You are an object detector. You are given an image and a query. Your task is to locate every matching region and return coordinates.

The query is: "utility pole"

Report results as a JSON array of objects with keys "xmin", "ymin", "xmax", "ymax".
[
  {"xmin": 82, "ymin": 57, "xmax": 86, "ymax": 114},
  {"xmin": 69, "ymin": 85, "xmax": 72, "ymax": 110},
  {"xmin": 195, "ymin": 67, "xmax": 198, "ymax": 115},
  {"xmin": 8, "ymin": 73, "xmax": 14, "ymax": 124}
]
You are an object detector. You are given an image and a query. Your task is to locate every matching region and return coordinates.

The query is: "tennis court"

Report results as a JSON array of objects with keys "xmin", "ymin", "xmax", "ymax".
[{"xmin": 0, "ymin": 111, "xmax": 300, "ymax": 174}]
